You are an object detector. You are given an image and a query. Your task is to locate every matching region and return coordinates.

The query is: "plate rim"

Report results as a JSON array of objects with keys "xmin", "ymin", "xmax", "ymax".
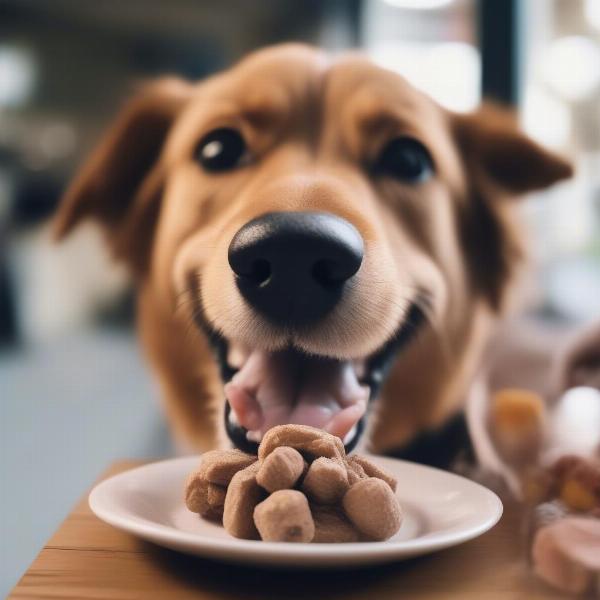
[{"xmin": 89, "ymin": 455, "xmax": 503, "ymax": 563}]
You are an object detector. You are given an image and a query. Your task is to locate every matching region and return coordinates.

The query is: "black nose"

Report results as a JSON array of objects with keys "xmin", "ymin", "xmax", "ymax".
[{"xmin": 228, "ymin": 211, "xmax": 364, "ymax": 325}]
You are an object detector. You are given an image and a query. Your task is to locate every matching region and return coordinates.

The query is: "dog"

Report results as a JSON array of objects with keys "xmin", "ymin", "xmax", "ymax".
[{"xmin": 54, "ymin": 44, "xmax": 572, "ymax": 461}]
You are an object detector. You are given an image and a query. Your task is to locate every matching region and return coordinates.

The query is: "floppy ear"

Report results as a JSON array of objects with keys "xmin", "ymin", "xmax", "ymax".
[
  {"xmin": 453, "ymin": 103, "xmax": 573, "ymax": 194},
  {"xmin": 453, "ymin": 103, "xmax": 573, "ymax": 310},
  {"xmin": 54, "ymin": 77, "xmax": 193, "ymax": 275}
]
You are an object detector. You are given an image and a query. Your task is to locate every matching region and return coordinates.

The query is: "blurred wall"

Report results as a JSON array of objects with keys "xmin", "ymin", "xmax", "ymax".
[{"xmin": 0, "ymin": 0, "xmax": 360, "ymax": 345}]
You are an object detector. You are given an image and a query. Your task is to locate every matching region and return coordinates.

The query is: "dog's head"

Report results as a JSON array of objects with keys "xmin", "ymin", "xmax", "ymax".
[{"xmin": 55, "ymin": 44, "xmax": 572, "ymax": 452}]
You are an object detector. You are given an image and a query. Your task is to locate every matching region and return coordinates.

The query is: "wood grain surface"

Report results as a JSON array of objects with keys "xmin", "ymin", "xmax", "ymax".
[{"xmin": 9, "ymin": 461, "xmax": 564, "ymax": 599}]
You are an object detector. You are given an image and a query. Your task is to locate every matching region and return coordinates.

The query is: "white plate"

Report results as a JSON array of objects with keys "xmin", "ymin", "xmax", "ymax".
[{"xmin": 89, "ymin": 455, "xmax": 502, "ymax": 567}]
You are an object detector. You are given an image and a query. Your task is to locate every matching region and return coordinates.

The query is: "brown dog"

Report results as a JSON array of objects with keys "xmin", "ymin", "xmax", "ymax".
[{"xmin": 54, "ymin": 44, "xmax": 572, "ymax": 457}]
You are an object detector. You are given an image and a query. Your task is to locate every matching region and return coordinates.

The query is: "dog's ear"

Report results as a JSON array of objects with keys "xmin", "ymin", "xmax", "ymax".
[
  {"xmin": 453, "ymin": 103, "xmax": 573, "ymax": 194},
  {"xmin": 453, "ymin": 103, "xmax": 573, "ymax": 311},
  {"xmin": 54, "ymin": 77, "xmax": 193, "ymax": 274}
]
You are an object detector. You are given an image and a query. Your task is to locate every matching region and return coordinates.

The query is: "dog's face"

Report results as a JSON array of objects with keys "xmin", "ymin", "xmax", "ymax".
[{"xmin": 55, "ymin": 44, "xmax": 572, "ymax": 452}]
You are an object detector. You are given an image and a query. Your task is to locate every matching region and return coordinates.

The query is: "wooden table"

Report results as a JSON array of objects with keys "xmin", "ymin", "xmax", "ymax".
[{"xmin": 10, "ymin": 461, "xmax": 564, "ymax": 599}]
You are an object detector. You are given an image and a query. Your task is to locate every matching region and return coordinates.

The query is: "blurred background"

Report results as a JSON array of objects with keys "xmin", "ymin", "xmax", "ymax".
[{"xmin": 1, "ymin": 0, "xmax": 599, "ymax": 594}]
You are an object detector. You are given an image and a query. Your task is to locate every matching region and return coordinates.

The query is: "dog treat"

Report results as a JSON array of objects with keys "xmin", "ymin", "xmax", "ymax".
[
  {"xmin": 197, "ymin": 448, "xmax": 257, "ymax": 485},
  {"xmin": 312, "ymin": 505, "xmax": 360, "ymax": 543},
  {"xmin": 223, "ymin": 462, "xmax": 266, "ymax": 539},
  {"xmin": 516, "ymin": 451, "xmax": 600, "ymax": 594},
  {"xmin": 555, "ymin": 457, "xmax": 600, "ymax": 512},
  {"xmin": 519, "ymin": 454, "xmax": 600, "ymax": 594},
  {"xmin": 185, "ymin": 477, "xmax": 229, "ymax": 521},
  {"xmin": 489, "ymin": 388, "xmax": 546, "ymax": 467},
  {"xmin": 343, "ymin": 478, "xmax": 403, "ymax": 541},
  {"xmin": 207, "ymin": 483, "xmax": 227, "ymax": 508},
  {"xmin": 561, "ymin": 480, "xmax": 599, "ymax": 512},
  {"xmin": 184, "ymin": 475, "xmax": 217, "ymax": 519},
  {"xmin": 185, "ymin": 448, "xmax": 258, "ymax": 520},
  {"xmin": 348, "ymin": 455, "xmax": 397, "ymax": 492},
  {"xmin": 346, "ymin": 457, "xmax": 369, "ymax": 486},
  {"xmin": 257, "ymin": 446, "xmax": 306, "ymax": 493},
  {"xmin": 531, "ymin": 517, "xmax": 600, "ymax": 595},
  {"xmin": 302, "ymin": 457, "xmax": 349, "ymax": 504},
  {"xmin": 186, "ymin": 424, "xmax": 403, "ymax": 543},
  {"xmin": 254, "ymin": 490, "xmax": 315, "ymax": 542},
  {"xmin": 258, "ymin": 424, "xmax": 345, "ymax": 461}
]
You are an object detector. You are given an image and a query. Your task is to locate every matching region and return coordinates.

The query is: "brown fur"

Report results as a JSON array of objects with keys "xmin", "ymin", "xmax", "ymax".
[{"xmin": 54, "ymin": 45, "xmax": 572, "ymax": 453}]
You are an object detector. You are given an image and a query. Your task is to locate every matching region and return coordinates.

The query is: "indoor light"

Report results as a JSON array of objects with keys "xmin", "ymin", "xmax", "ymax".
[
  {"xmin": 541, "ymin": 36, "xmax": 600, "ymax": 101},
  {"xmin": 522, "ymin": 85, "xmax": 571, "ymax": 149},
  {"xmin": 552, "ymin": 387, "xmax": 600, "ymax": 454},
  {"xmin": 423, "ymin": 43, "xmax": 480, "ymax": 112},
  {"xmin": 585, "ymin": 0, "xmax": 600, "ymax": 31},
  {"xmin": 380, "ymin": 0, "xmax": 454, "ymax": 10},
  {"xmin": 369, "ymin": 41, "xmax": 480, "ymax": 112},
  {"xmin": 0, "ymin": 45, "xmax": 36, "ymax": 107}
]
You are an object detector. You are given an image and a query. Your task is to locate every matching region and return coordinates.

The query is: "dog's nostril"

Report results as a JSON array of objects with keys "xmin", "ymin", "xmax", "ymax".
[
  {"xmin": 312, "ymin": 259, "xmax": 348, "ymax": 288},
  {"xmin": 248, "ymin": 259, "xmax": 271, "ymax": 286},
  {"xmin": 234, "ymin": 258, "xmax": 272, "ymax": 286}
]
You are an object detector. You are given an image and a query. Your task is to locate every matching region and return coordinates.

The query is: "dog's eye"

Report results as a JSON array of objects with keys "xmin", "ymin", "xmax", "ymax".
[
  {"xmin": 194, "ymin": 128, "xmax": 247, "ymax": 172},
  {"xmin": 375, "ymin": 137, "xmax": 434, "ymax": 183}
]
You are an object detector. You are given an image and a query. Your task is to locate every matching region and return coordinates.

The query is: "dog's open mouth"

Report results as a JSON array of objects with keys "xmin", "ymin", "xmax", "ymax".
[
  {"xmin": 226, "ymin": 347, "xmax": 369, "ymax": 442},
  {"xmin": 196, "ymin": 301, "xmax": 426, "ymax": 454}
]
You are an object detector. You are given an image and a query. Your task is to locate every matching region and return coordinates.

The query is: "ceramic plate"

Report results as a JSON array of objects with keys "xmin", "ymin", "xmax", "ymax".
[{"xmin": 89, "ymin": 455, "xmax": 502, "ymax": 567}]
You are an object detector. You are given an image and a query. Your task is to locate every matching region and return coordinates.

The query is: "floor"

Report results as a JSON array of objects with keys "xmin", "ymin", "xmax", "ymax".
[{"xmin": 0, "ymin": 328, "xmax": 175, "ymax": 597}]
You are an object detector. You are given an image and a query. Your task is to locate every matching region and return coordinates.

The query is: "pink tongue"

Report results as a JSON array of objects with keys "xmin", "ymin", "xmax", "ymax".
[{"xmin": 224, "ymin": 349, "xmax": 369, "ymax": 442}]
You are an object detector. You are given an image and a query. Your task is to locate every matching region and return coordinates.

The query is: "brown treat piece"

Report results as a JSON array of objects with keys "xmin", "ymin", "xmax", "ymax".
[
  {"xmin": 253, "ymin": 490, "xmax": 315, "ymax": 543},
  {"xmin": 302, "ymin": 457, "xmax": 349, "ymax": 504},
  {"xmin": 551, "ymin": 455, "xmax": 600, "ymax": 511},
  {"xmin": 207, "ymin": 483, "xmax": 227, "ymax": 508},
  {"xmin": 346, "ymin": 459, "xmax": 368, "ymax": 486},
  {"xmin": 312, "ymin": 505, "xmax": 360, "ymax": 543},
  {"xmin": 567, "ymin": 459, "xmax": 600, "ymax": 497},
  {"xmin": 185, "ymin": 474, "xmax": 210, "ymax": 514},
  {"xmin": 258, "ymin": 424, "xmax": 345, "ymax": 461},
  {"xmin": 348, "ymin": 455, "xmax": 397, "ymax": 492},
  {"xmin": 343, "ymin": 477, "xmax": 402, "ymax": 541},
  {"xmin": 551, "ymin": 455, "xmax": 583, "ymax": 480},
  {"xmin": 560, "ymin": 480, "xmax": 598, "ymax": 512},
  {"xmin": 184, "ymin": 475, "xmax": 223, "ymax": 520},
  {"xmin": 223, "ymin": 463, "xmax": 266, "ymax": 540},
  {"xmin": 489, "ymin": 388, "xmax": 546, "ymax": 466},
  {"xmin": 531, "ymin": 517, "xmax": 600, "ymax": 594},
  {"xmin": 491, "ymin": 388, "xmax": 546, "ymax": 431},
  {"xmin": 257, "ymin": 447, "xmax": 306, "ymax": 493},
  {"xmin": 184, "ymin": 449, "xmax": 255, "ymax": 520},
  {"xmin": 199, "ymin": 449, "xmax": 256, "ymax": 486}
]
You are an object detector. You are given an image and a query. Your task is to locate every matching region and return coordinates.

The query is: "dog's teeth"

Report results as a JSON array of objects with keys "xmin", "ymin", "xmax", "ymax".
[
  {"xmin": 343, "ymin": 425, "xmax": 358, "ymax": 445},
  {"xmin": 352, "ymin": 360, "xmax": 366, "ymax": 379},
  {"xmin": 246, "ymin": 429, "xmax": 263, "ymax": 443},
  {"xmin": 227, "ymin": 343, "xmax": 248, "ymax": 369},
  {"xmin": 228, "ymin": 406, "xmax": 240, "ymax": 426}
]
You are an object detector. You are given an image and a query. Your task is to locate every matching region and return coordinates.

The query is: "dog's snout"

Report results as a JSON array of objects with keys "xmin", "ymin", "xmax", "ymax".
[{"xmin": 228, "ymin": 211, "xmax": 364, "ymax": 325}]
